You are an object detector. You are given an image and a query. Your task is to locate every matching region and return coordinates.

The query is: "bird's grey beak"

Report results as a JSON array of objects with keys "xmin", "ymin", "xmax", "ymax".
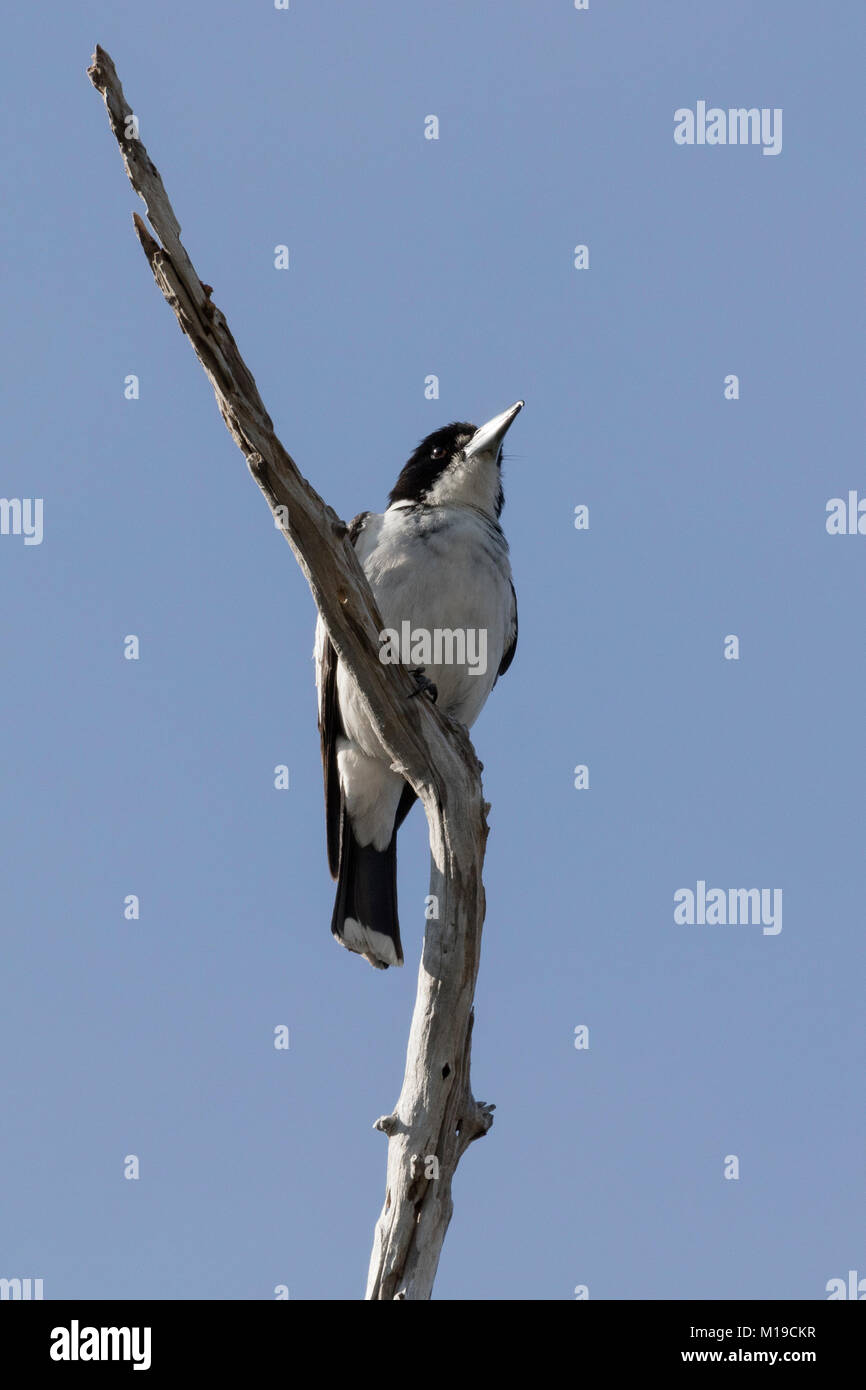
[{"xmin": 463, "ymin": 400, "xmax": 524, "ymax": 460}]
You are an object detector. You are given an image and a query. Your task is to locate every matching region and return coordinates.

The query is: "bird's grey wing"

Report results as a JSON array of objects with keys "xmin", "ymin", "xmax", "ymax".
[
  {"xmin": 316, "ymin": 511, "xmax": 371, "ymax": 878},
  {"xmin": 497, "ymin": 580, "xmax": 518, "ymax": 679}
]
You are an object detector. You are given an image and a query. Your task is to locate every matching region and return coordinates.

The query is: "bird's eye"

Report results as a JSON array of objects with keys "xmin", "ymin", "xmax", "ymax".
[{"xmin": 430, "ymin": 446, "xmax": 446, "ymax": 460}]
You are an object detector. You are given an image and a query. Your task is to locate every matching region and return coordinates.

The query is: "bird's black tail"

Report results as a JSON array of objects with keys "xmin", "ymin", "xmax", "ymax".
[{"xmin": 331, "ymin": 808, "xmax": 404, "ymax": 969}]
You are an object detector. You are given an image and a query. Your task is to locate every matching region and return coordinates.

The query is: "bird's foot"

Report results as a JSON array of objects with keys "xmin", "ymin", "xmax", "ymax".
[{"xmin": 408, "ymin": 667, "xmax": 438, "ymax": 704}]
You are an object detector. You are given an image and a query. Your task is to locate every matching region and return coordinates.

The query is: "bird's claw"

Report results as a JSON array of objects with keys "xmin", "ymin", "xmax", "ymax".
[{"xmin": 408, "ymin": 667, "xmax": 438, "ymax": 704}]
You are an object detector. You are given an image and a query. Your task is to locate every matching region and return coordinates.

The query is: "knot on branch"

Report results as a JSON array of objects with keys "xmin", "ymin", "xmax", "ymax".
[
  {"xmin": 474, "ymin": 1100, "xmax": 496, "ymax": 1132},
  {"xmin": 456, "ymin": 1099, "xmax": 496, "ymax": 1156},
  {"xmin": 373, "ymin": 1111, "xmax": 400, "ymax": 1137}
]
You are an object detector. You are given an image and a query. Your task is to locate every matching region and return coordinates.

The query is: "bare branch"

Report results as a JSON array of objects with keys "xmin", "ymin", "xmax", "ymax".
[{"xmin": 89, "ymin": 46, "xmax": 494, "ymax": 1300}]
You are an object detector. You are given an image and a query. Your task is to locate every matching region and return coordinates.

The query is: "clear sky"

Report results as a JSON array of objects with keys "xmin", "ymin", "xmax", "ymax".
[{"xmin": 1, "ymin": 1, "xmax": 862, "ymax": 1300}]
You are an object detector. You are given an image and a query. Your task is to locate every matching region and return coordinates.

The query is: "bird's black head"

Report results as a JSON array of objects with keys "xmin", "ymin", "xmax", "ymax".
[
  {"xmin": 388, "ymin": 422, "xmax": 477, "ymax": 509},
  {"xmin": 387, "ymin": 402, "xmax": 524, "ymax": 519}
]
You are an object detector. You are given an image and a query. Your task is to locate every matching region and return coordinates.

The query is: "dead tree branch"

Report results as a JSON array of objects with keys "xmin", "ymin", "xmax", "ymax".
[{"xmin": 88, "ymin": 46, "xmax": 495, "ymax": 1300}]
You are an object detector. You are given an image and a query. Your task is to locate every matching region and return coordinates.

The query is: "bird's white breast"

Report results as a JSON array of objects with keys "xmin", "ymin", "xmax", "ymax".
[{"xmin": 338, "ymin": 502, "xmax": 514, "ymax": 750}]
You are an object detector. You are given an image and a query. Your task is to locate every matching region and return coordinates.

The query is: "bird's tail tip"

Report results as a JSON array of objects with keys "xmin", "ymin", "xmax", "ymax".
[{"xmin": 333, "ymin": 918, "xmax": 404, "ymax": 970}]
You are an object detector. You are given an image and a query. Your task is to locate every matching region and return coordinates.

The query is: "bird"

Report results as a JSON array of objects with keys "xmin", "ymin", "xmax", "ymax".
[{"xmin": 315, "ymin": 401, "xmax": 523, "ymax": 969}]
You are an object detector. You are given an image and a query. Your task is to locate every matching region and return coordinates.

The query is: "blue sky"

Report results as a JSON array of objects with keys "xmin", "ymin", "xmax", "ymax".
[{"xmin": 1, "ymin": 1, "xmax": 863, "ymax": 1300}]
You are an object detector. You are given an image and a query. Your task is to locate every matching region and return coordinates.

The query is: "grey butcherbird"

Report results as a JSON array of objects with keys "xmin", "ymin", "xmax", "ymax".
[{"xmin": 315, "ymin": 401, "xmax": 523, "ymax": 969}]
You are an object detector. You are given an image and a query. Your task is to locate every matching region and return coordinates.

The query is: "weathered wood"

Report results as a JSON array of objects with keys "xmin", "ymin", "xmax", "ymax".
[{"xmin": 88, "ymin": 47, "xmax": 494, "ymax": 1299}]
